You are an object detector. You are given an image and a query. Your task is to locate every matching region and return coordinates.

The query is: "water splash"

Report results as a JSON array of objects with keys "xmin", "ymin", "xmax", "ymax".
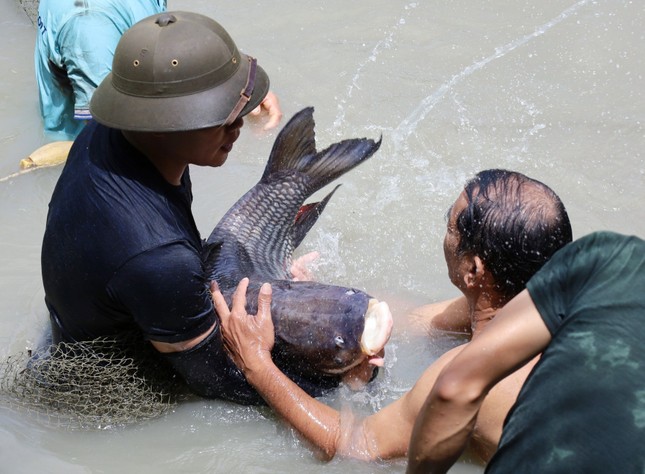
[
  {"xmin": 332, "ymin": 2, "xmax": 420, "ymax": 133},
  {"xmin": 393, "ymin": 0, "xmax": 594, "ymax": 150}
]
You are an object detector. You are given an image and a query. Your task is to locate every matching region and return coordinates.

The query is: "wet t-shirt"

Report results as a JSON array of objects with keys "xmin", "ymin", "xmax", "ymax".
[
  {"xmin": 486, "ymin": 231, "xmax": 645, "ymax": 473},
  {"xmin": 40, "ymin": 122, "xmax": 342, "ymax": 404},
  {"xmin": 41, "ymin": 121, "xmax": 215, "ymax": 344}
]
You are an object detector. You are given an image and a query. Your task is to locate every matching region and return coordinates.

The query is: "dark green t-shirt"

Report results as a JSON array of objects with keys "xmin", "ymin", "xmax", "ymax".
[{"xmin": 486, "ymin": 231, "xmax": 645, "ymax": 473}]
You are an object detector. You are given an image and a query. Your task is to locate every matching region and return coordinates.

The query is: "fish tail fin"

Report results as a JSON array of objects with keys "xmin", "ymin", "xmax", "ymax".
[
  {"xmin": 262, "ymin": 107, "xmax": 382, "ymax": 193},
  {"xmin": 305, "ymin": 136, "xmax": 382, "ymax": 192}
]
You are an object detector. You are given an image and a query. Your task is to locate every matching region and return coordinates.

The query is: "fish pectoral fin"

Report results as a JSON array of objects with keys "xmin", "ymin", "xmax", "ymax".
[{"xmin": 292, "ymin": 186, "xmax": 340, "ymax": 248}]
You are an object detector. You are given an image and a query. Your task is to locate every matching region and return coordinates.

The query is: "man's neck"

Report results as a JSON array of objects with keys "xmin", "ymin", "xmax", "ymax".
[
  {"xmin": 468, "ymin": 291, "xmax": 508, "ymax": 336},
  {"xmin": 470, "ymin": 307, "xmax": 497, "ymax": 335},
  {"xmin": 122, "ymin": 130, "xmax": 187, "ymax": 186}
]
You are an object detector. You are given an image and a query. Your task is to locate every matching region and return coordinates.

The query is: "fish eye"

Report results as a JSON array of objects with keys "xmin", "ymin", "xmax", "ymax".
[{"xmin": 334, "ymin": 335, "xmax": 345, "ymax": 348}]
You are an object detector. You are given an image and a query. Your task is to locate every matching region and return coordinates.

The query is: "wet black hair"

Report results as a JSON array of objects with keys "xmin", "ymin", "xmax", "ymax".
[{"xmin": 455, "ymin": 169, "xmax": 572, "ymax": 302}]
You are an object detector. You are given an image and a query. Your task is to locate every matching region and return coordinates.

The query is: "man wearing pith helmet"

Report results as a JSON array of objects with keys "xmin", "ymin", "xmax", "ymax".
[{"xmin": 41, "ymin": 12, "xmax": 299, "ymax": 404}]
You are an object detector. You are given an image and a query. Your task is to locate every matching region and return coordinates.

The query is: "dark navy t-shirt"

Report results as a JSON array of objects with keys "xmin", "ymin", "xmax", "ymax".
[{"xmin": 41, "ymin": 121, "xmax": 216, "ymax": 344}]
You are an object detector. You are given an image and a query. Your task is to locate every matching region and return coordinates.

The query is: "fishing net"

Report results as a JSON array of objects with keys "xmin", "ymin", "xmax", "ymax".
[
  {"xmin": 0, "ymin": 335, "xmax": 187, "ymax": 430},
  {"xmin": 17, "ymin": 0, "xmax": 39, "ymax": 25}
]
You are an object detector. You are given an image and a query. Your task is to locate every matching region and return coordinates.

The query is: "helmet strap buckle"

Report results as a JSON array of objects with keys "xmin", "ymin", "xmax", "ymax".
[{"xmin": 222, "ymin": 57, "xmax": 257, "ymax": 126}]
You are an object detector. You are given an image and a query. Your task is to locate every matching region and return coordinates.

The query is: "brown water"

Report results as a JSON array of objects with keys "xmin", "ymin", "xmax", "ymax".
[{"xmin": 1, "ymin": 0, "xmax": 643, "ymax": 472}]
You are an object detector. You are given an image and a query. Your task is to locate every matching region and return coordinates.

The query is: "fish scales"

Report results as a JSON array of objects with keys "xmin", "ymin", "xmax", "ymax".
[{"xmin": 204, "ymin": 107, "xmax": 390, "ymax": 402}]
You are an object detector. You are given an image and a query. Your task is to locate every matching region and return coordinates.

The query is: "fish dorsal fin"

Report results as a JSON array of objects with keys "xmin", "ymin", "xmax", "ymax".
[
  {"xmin": 202, "ymin": 240, "xmax": 221, "ymax": 267},
  {"xmin": 292, "ymin": 186, "xmax": 340, "ymax": 248}
]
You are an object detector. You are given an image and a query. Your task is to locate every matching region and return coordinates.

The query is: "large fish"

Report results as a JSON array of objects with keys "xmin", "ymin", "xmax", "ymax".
[{"xmin": 204, "ymin": 107, "xmax": 392, "ymax": 394}]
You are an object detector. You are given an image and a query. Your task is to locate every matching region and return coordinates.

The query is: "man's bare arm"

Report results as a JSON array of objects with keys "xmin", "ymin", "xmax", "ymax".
[
  {"xmin": 408, "ymin": 296, "xmax": 471, "ymax": 335},
  {"xmin": 249, "ymin": 91, "xmax": 283, "ymax": 130},
  {"xmin": 406, "ymin": 289, "xmax": 552, "ymax": 474},
  {"xmin": 149, "ymin": 322, "xmax": 216, "ymax": 353},
  {"xmin": 211, "ymin": 278, "xmax": 380, "ymax": 460}
]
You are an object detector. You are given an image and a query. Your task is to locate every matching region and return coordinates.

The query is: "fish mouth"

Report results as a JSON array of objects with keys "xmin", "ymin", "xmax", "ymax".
[
  {"xmin": 360, "ymin": 299, "xmax": 393, "ymax": 359},
  {"xmin": 318, "ymin": 300, "xmax": 392, "ymax": 376}
]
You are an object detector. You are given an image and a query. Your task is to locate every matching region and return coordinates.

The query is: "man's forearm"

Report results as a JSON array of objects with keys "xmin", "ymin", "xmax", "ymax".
[
  {"xmin": 406, "ymin": 396, "xmax": 477, "ymax": 474},
  {"xmin": 244, "ymin": 355, "xmax": 342, "ymax": 460},
  {"xmin": 406, "ymin": 363, "xmax": 486, "ymax": 474}
]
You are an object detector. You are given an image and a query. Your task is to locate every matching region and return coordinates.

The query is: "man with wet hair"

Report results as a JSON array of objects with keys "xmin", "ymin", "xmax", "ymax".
[
  {"xmin": 413, "ymin": 169, "xmax": 572, "ymax": 334},
  {"xmin": 212, "ymin": 169, "xmax": 572, "ymax": 462},
  {"xmin": 455, "ymin": 169, "xmax": 571, "ymax": 301},
  {"xmin": 407, "ymin": 231, "xmax": 645, "ymax": 473}
]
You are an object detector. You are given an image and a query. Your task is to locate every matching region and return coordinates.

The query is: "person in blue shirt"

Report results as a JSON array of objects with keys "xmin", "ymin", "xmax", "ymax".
[
  {"xmin": 35, "ymin": 0, "xmax": 166, "ymax": 139},
  {"xmin": 35, "ymin": 1, "xmax": 282, "ymax": 140}
]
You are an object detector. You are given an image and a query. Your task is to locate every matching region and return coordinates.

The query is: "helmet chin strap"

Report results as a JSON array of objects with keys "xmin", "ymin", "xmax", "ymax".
[{"xmin": 222, "ymin": 57, "xmax": 257, "ymax": 126}]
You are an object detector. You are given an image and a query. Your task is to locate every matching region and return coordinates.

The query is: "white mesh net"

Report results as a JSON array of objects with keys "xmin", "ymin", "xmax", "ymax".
[{"xmin": 0, "ymin": 336, "xmax": 186, "ymax": 429}]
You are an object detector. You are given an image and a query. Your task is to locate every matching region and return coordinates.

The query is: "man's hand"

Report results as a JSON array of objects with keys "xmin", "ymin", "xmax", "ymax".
[
  {"xmin": 210, "ymin": 278, "xmax": 275, "ymax": 373},
  {"xmin": 290, "ymin": 251, "xmax": 320, "ymax": 281},
  {"xmin": 249, "ymin": 91, "xmax": 283, "ymax": 130}
]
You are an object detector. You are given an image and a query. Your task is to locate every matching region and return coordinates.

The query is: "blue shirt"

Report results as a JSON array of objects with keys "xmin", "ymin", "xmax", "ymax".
[{"xmin": 35, "ymin": 0, "xmax": 166, "ymax": 140}]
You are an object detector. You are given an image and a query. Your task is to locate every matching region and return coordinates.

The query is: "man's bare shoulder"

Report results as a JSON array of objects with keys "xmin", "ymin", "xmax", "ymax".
[
  {"xmin": 471, "ymin": 355, "xmax": 540, "ymax": 461},
  {"xmin": 395, "ymin": 343, "xmax": 468, "ymax": 423},
  {"xmin": 408, "ymin": 296, "xmax": 471, "ymax": 335},
  {"xmin": 415, "ymin": 344, "xmax": 465, "ymax": 391}
]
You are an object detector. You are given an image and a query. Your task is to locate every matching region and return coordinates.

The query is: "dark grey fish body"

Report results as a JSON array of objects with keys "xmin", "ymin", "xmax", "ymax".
[
  {"xmin": 205, "ymin": 107, "xmax": 385, "ymax": 380},
  {"xmin": 239, "ymin": 280, "xmax": 371, "ymax": 376}
]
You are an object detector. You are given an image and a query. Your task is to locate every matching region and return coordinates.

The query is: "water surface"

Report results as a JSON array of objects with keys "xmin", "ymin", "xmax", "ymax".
[{"xmin": 1, "ymin": 0, "xmax": 643, "ymax": 472}]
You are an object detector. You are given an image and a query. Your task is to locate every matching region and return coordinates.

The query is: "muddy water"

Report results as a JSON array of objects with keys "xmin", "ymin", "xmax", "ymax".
[{"xmin": 1, "ymin": 0, "xmax": 643, "ymax": 472}]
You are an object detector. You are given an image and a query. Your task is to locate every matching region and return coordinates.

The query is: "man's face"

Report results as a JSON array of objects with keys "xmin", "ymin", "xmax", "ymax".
[
  {"xmin": 182, "ymin": 117, "xmax": 245, "ymax": 168},
  {"xmin": 443, "ymin": 191, "xmax": 471, "ymax": 291}
]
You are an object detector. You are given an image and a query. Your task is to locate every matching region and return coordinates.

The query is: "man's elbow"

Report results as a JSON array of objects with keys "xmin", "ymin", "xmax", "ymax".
[
  {"xmin": 312, "ymin": 444, "xmax": 337, "ymax": 462},
  {"xmin": 433, "ymin": 370, "xmax": 486, "ymax": 408}
]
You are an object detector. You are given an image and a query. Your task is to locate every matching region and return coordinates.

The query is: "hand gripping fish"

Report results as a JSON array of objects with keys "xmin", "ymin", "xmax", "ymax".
[{"xmin": 204, "ymin": 107, "xmax": 393, "ymax": 398}]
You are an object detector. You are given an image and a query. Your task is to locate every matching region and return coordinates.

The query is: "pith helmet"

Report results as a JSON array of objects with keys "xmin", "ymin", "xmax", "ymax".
[{"xmin": 90, "ymin": 11, "xmax": 269, "ymax": 131}]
